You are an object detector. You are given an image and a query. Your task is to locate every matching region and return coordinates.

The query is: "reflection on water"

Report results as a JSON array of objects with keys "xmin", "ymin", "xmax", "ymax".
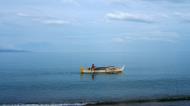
[{"xmin": 80, "ymin": 72, "xmax": 124, "ymax": 80}]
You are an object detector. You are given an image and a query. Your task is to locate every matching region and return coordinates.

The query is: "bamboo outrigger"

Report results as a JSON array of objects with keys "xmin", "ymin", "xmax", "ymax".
[{"xmin": 80, "ymin": 65, "xmax": 125, "ymax": 74}]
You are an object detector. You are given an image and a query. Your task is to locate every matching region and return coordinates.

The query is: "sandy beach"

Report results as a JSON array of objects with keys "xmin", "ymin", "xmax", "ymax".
[{"xmin": 87, "ymin": 100, "xmax": 190, "ymax": 106}]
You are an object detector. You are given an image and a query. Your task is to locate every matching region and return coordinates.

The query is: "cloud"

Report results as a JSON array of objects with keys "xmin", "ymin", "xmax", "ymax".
[
  {"xmin": 108, "ymin": 0, "xmax": 190, "ymax": 4},
  {"xmin": 112, "ymin": 37, "xmax": 125, "ymax": 43},
  {"xmin": 173, "ymin": 12, "xmax": 190, "ymax": 23},
  {"xmin": 184, "ymin": 20, "xmax": 190, "ymax": 23},
  {"xmin": 16, "ymin": 12, "xmax": 69, "ymax": 25},
  {"xmin": 112, "ymin": 31, "xmax": 179, "ymax": 43},
  {"xmin": 106, "ymin": 12, "xmax": 154, "ymax": 23},
  {"xmin": 16, "ymin": 12, "xmax": 31, "ymax": 17},
  {"xmin": 60, "ymin": 0, "xmax": 80, "ymax": 6},
  {"xmin": 40, "ymin": 19, "xmax": 69, "ymax": 25},
  {"xmin": 144, "ymin": 0, "xmax": 190, "ymax": 3}
]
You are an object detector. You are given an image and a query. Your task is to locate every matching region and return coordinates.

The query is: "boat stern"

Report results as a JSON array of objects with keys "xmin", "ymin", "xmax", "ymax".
[{"xmin": 80, "ymin": 67, "xmax": 84, "ymax": 74}]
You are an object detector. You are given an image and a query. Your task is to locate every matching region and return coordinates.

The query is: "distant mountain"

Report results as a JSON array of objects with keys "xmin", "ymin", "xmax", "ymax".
[{"xmin": 0, "ymin": 49, "xmax": 30, "ymax": 53}]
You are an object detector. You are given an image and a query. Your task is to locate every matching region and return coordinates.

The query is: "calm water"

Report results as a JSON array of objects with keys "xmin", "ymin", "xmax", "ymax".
[{"xmin": 0, "ymin": 51, "xmax": 190, "ymax": 104}]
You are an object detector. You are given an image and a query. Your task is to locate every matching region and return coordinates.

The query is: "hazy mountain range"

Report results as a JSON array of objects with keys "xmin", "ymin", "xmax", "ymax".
[{"xmin": 0, "ymin": 49, "xmax": 29, "ymax": 53}]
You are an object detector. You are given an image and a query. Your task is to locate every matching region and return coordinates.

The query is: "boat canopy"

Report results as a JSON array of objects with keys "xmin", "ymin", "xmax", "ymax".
[{"xmin": 95, "ymin": 66, "xmax": 116, "ymax": 70}]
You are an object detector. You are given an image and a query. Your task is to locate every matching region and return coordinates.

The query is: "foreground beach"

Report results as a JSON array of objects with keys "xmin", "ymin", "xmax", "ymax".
[
  {"xmin": 2, "ymin": 96, "xmax": 190, "ymax": 106},
  {"xmin": 1, "ymin": 100, "xmax": 190, "ymax": 106},
  {"xmin": 88, "ymin": 100, "xmax": 190, "ymax": 106},
  {"xmin": 87, "ymin": 96, "xmax": 190, "ymax": 106}
]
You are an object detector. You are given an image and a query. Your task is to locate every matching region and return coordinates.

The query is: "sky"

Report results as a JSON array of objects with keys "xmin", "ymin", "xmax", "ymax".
[{"xmin": 0, "ymin": 0, "xmax": 190, "ymax": 52}]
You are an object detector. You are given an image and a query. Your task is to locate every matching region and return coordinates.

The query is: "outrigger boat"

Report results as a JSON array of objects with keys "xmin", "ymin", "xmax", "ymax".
[{"xmin": 80, "ymin": 65, "xmax": 125, "ymax": 74}]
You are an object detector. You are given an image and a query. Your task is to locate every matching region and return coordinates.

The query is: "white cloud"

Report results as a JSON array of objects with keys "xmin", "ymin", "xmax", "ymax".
[
  {"xmin": 41, "ymin": 19, "xmax": 69, "ymax": 25},
  {"xmin": 16, "ymin": 12, "xmax": 69, "ymax": 25},
  {"xmin": 173, "ymin": 12, "xmax": 190, "ymax": 23},
  {"xmin": 106, "ymin": 12, "xmax": 154, "ymax": 23},
  {"xmin": 108, "ymin": 0, "xmax": 189, "ymax": 4},
  {"xmin": 16, "ymin": 12, "xmax": 30, "ymax": 17},
  {"xmin": 107, "ymin": 0, "xmax": 132, "ymax": 4},
  {"xmin": 60, "ymin": 0, "xmax": 80, "ymax": 6},
  {"xmin": 173, "ymin": 12, "xmax": 190, "ymax": 18},
  {"xmin": 112, "ymin": 37, "xmax": 125, "ymax": 43},
  {"xmin": 16, "ymin": 12, "xmax": 45, "ymax": 19},
  {"xmin": 112, "ymin": 31, "xmax": 179, "ymax": 43},
  {"xmin": 144, "ymin": 0, "xmax": 189, "ymax": 3}
]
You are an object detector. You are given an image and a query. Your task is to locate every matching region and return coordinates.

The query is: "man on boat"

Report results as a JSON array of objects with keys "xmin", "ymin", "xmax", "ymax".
[{"xmin": 91, "ymin": 64, "xmax": 96, "ymax": 72}]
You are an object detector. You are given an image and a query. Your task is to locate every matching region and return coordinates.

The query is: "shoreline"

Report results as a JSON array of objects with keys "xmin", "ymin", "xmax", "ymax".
[
  {"xmin": 87, "ymin": 95, "xmax": 190, "ymax": 106},
  {"xmin": 1, "ymin": 101, "xmax": 190, "ymax": 106},
  {"xmin": 88, "ymin": 100, "xmax": 190, "ymax": 106},
  {"xmin": 1, "ymin": 96, "xmax": 190, "ymax": 106}
]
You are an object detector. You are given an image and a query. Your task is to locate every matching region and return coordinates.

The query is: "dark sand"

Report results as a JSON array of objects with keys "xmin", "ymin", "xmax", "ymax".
[{"xmin": 87, "ymin": 100, "xmax": 190, "ymax": 106}]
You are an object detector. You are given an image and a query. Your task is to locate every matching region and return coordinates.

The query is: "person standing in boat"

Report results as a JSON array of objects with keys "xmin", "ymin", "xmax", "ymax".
[{"xmin": 91, "ymin": 64, "xmax": 96, "ymax": 72}]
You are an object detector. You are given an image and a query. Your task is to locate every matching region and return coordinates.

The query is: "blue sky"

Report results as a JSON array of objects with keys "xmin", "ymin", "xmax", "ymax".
[{"xmin": 0, "ymin": 0, "xmax": 190, "ymax": 52}]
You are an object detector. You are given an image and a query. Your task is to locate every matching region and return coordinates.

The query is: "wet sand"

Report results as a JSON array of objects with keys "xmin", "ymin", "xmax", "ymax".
[{"xmin": 87, "ymin": 100, "xmax": 190, "ymax": 106}]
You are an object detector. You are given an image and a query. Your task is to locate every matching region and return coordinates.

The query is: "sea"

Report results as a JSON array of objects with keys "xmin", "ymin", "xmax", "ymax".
[{"xmin": 0, "ymin": 51, "xmax": 190, "ymax": 106}]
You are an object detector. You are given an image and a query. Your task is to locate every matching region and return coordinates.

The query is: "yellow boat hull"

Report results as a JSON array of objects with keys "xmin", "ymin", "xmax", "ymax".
[{"xmin": 80, "ymin": 66, "xmax": 125, "ymax": 74}]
